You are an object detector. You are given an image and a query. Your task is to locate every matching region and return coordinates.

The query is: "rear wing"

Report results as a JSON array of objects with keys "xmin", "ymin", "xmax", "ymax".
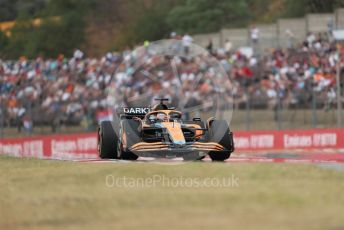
[{"xmin": 119, "ymin": 107, "xmax": 151, "ymax": 119}]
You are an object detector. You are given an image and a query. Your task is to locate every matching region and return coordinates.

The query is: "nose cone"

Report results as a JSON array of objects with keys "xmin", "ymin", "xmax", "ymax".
[
  {"xmin": 174, "ymin": 140, "xmax": 186, "ymax": 145},
  {"xmin": 161, "ymin": 122, "xmax": 186, "ymax": 145}
]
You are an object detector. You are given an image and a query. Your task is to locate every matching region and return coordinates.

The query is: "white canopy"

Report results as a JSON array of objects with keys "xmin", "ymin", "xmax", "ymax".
[{"xmin": 333, "ymin": 30, "xmax": 344, "ymax": 41}]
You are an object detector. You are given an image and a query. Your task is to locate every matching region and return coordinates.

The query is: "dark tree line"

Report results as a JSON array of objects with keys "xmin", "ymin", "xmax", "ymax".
[
  {"xmin": 0, "ymin": 0, "xmax": 47, "ymax": 21},
  {"xmin": 0, "ymin": 0, "xmax": 343, "ymax": 58},
  {"xmin": 0, "ymin": 0, "xmax": 95, "ymax": 59}
]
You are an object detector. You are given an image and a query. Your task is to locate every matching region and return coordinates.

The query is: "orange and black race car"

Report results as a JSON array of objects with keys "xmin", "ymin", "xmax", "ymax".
[{"xmin": 98, "ymin": 99, "xmax": 234, "ymax": 161}]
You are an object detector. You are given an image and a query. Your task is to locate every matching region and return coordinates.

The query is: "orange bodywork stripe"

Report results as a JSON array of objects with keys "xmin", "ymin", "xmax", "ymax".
[
  {"xmin": 130, "ymin": 141, "xmax": 224, "ymax": 151},
  {"xmin": 192, "ymin": 142, "xmax": 224, "ymax": 148},
  {"xmin": 132, "ymin": 146, "xmax": 168, "ymax": 151},
  {"xmin": 184, "ymin": 124, "xmax": 203, "ymax": 138},
  {"xmin": 132, "ymin": 142, "xmax": 165, "ymax": 147},
  {"xmin": 161, "ymin": 122, "xmax": 185, "ymax": 144},
  {"xmin": 122, "ymin": 131, "xmax": 127, "ymax": 149},
  {"xmin": 132, "ymin": 148, "xmax": 170, "ymax": 151}
]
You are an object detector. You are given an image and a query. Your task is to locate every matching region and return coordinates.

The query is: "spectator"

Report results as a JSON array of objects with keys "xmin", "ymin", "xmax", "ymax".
[
  {"xmin": 0, "ymin": 34, "xmax": 341, "ymax": 134},
  {"xmin": 182, "ymin": 34, "xmax": 193, "ymax": 55},
  {"xmin": 250, "ymin": 24, "xmax": 259, "ymax": 44},
  {"xmin": 224, "ymin": 39, "xmax": 233, "ymax": 54},
  {"xmin": 206, "ymin": 39, "xmax": 213, "ymax": 54},
  {"xmin": 285, "ymin": 29, "xmax": 295, "ymax": 49},
  {"xmin": 73, "ymin": 49, "xmax": 84, "ymax": 60}
]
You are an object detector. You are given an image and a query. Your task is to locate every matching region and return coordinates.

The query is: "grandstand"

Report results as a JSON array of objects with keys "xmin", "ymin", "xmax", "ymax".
[{"xmin": 0, "ymin": 30, "xmax": 343, "ymax": 137}]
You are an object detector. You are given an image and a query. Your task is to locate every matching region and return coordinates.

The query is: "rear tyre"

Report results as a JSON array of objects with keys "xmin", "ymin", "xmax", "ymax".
[
  {"xmin": 119, "ymin": 119, "xmax": 140, "ymax": 160},
  {"xmin": 98, "ymin": 121, "xmax": 118, "ymax": 159},
  {"xmin": 208, "ymin": 120, "xmax": 234, "ymax": 161}
]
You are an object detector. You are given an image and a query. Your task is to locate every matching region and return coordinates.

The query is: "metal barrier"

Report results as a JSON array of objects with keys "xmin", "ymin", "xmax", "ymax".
[{"xmin": 231, "ymin": 88, "xmax": 343, "ymax": 131}]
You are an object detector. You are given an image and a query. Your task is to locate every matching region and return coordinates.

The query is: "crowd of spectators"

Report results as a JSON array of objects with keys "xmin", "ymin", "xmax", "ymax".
[
  {"xmin": 221, "ymin": 32, "xmax": 344, "ymax": 110},
  {"xmin": 0, "ymin": 32, "xmax": 343, "ymax": 133}
]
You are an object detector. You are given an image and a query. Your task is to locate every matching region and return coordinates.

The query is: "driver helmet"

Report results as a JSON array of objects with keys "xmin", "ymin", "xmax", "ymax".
[{"xmin": 157, "ymin": 113, "xmax": 168, "ymax": 122}]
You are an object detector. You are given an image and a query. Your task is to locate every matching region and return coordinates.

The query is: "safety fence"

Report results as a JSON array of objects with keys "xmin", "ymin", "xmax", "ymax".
[{"xmin": 1, "ymin": 128, "xmax": 343, "ymax": 160}]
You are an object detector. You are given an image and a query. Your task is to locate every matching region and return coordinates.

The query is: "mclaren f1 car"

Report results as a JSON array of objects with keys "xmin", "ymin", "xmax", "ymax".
[{"xmin": 98, "ymin": 99, "xmax": 234, "ymax": 161}]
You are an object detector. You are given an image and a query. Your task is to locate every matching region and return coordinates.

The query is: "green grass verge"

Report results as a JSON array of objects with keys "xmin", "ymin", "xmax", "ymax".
[{"xmin": 0, "ymin": 155, "xmax": 343, "ymax": 230}]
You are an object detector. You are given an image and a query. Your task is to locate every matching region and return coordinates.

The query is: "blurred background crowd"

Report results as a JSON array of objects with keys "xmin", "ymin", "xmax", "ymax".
[
  {"xmin": 1, "ymin": 31, "xmax": 343, "ymax": 133},
  {"xmin": 0, "ymin": 0, "xmax": 344, "ymax": 135}
]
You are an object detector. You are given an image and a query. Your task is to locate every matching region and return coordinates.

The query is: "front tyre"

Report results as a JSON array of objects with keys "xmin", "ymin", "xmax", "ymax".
[
  {"xmin": 98, "ymin": 121, "xmax": 118, "ymax": 159},
  {"xmin": 119, "ymin": 119, "xmax": 140, "ymax": 161},
  {"xmin": 208, "ymin": 120, "xmax": 234, "ymax": 161}
]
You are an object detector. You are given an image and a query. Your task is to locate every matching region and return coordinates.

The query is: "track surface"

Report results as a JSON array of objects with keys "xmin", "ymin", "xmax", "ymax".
[{"xmin": 74, "ymin": 149, "xmax": 344, "ymax": 164}]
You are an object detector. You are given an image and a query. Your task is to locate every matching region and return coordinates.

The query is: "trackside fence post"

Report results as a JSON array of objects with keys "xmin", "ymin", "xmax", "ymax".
[
  {"xmin": 245, "ymin": 87, "xmax": 251, "ymax": 131},
  {"xmin": 0, "ymin": 101, "xmax": 3, "ymax": 138},
  {"xmin": 336, "ymin": 54, "xmax": 343, "ymax": 127},
  {"xmin": 276, "ymin": 91, "xmax": 282, "ymax": 130},
  {"xmin": 312, "ymin": 89, "xmax": 318, "ymax": 128}
]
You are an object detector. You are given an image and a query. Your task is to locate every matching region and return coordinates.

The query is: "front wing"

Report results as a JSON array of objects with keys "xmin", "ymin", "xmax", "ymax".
[{"xmin": 129, "ymin": 141, "xmax": 226, "ymax": 158}]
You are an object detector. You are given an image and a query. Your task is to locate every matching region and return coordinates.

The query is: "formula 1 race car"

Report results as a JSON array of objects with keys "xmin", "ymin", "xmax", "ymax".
[{"xmin": 98, "ymin": 99, "xmax": 234, "ymax": 161}]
